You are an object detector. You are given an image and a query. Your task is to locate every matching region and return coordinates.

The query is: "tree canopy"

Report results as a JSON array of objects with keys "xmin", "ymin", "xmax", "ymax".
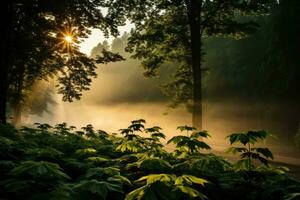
[
  {"xmin": 0, "ymin": 0, "xmax": 125, "ymax": 124},
  {"xmin": 107, "ymin": 0, "xmax": 278, "ymax": 129}
]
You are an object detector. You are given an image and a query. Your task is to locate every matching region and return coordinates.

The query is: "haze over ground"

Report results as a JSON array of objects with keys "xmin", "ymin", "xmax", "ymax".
[{"xmin": 26, "ymin": 28, "xmax": 300, "ymax": 166}]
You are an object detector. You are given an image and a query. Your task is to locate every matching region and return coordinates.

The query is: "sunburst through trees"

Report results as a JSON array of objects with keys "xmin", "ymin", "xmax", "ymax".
[{"xmin": 56, "ymin": 23, "xmax": 77, "ymax": 55}]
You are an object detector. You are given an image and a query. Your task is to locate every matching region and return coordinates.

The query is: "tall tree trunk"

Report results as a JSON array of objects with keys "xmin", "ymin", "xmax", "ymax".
[
  {"xmin": 0, "ymin": 0, "xmax": 13, "ymax": 124},
  {"xmin": 0, "ymin": 74, "xmax": 9, "ymax": 124},
  {"xmin": 187, "ymin": 0, "xmax": 202, "ymax": 130},
  {"xmin": 11, "ymin": 66, "xmax": 25, "ymax": 126}
]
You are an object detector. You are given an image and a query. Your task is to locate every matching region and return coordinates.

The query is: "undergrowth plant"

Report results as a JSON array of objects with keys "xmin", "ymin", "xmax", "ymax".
[
  {"xmin": 0, "ymin": 120, "xmax": 299, "ymax": 200},
  {"xmin": 167, "ymin": 126, "xmax": 211, "ymax": 157},
  {"xmin": 226, "ymin": 130, "xmax": 274, "ymax": 171},
  {"xmin": 125, "ymin": 174, "xmax": 208, "ymax": 200}
]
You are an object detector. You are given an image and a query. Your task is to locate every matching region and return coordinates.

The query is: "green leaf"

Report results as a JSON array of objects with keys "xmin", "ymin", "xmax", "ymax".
[
  {"xmin": 145, "ymin": 126, "xmax": 162, "ymax": 133},
  {"xmin": 226, "ymin": 147, "xmax": 248, "ymax": 154},
  {"xmin": 254, "ymin": 148, "xmax": 274, "ymax": 159},
  {"xmin": 151, "ymin": 132, "xmax": 166, "ymax": 139},
  {"xmin": 137, "ymin": 174, "xmax": 176, "ymax": 185},
  {"xmin": 188, "ymin": 155, "xmax": 232, "ymax": 173},
  {"xmin": 108, "ymin": 175, "xmax": 132, "ymax": 186},
  {"xmin": 175, "ymin": 175, "xmax": 207, "ymax": 186},
  {"xmin": 3, "ymin": 179, "xmax": 34, "ymax": 192},
  {"xmin": 247, "ymin": 130, "xmax": 270, "ymax": 140},
  {"xmin": 26, "ymin": 147, "xmax": 64, "ymax": 159},
  {"xmin": 283, "ymin": 193, "xmax": 300, "ymax": 200},
  {"xmin": 139, "ymin": 158, "xmax": 172, "ymax": 172},
  {"xmin": 86, "ymin": 156, "xmax": 110, "ymax": 164},
  {"xmin": 128, "ymin": 124, "xmax": 144, "ymax": 132},
  {"xmin": 75, "ymin": 148, "xmax": 97, "ymax": 157},
  {"xmin": 191, "ymin": 131, "xmax": 210, "ymax": 139},
  {"xmin": 239, "ymin": 134, "xmax": 250, "ymax": 145},
  {"xmin": 84, "ymin": 167, "xmax": 120, "ymax": 179},
  {"xmin": 119, "ymin": 128, "xmax": 134, "ymax": 135},
  {"xmin": 116, "ymin": 140, "xmax": 141, "ymax": 153},
  {"xmin": 73, "ymin": 179, "xmax": 108, "ymax": 198},
  {"xmin": 234, "ymin": 159, "xmax": 253, "ymax": 171},
  {"xmin": 167, "ymin": 136, "xmax": 189, "ymax": 145},
  {"xmin": 10, "ymin": 161, "xmax": 70, "ymax": 180},
  {"xmin": 125, "ymin": 186, "xmax": 146, "ymax": 200},
  {"xmin": 131, "ymin": 119, "xmax": 146, "ymax": 124},
  {"xmin": 226, "ymin": 133, "xmax": 244, "ymax": 144},
  {"xmin": 175, "ymin": 185, "xmax": 207, "ymax": 199},
  {"xmin": 177, "ymin": 125, "xmax": 197, "ymax": 132}
]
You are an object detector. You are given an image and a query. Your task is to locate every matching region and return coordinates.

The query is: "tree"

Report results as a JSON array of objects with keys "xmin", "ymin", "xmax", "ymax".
[
  {"xmin": 201, "ymin": 0, "xmax": 300, "ymax": 140},
  {"xmin": 0, "ymin": 0, "xmax": 125, "ymax": 124},
  {"xmin": 108, "ymin": 0, "xmax": 277, "ymax": 129}
]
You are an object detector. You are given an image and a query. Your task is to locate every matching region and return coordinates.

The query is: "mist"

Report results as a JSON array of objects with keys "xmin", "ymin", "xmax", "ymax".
[{"xmin": 23, "ymin": 33, "xmax": 299, "ymax": 165}]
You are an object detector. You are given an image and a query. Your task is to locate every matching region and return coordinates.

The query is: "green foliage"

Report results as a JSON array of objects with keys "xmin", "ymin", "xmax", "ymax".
[
  {"xmin": 75, "ymin": 148, "xmax": 97, "ymax": 158},
  {"xmin": 226, "ymin": 130, "xmax": 274, "ymax": 170},
  {"xmin": 139, "ymin": 158, "xmax": 173, "ymax": 173},
  {"xmin": 168, "ymin": 127, "xmax": 211, "ymax": 155},
  {"xmin": 25, "ymin": 147, "xmax": 64, "ymax": 161},
  {"xmin": 126, "ymin": 174, "xmax": 208, "ymax": 200},
  {"xmin": 72, "ymin": 179, "xmax": 123, "ymax": 199},
  {"xmin": 284, "ymin": 193, "xmax": 300, "ymax": 200},
  {"xmin": 0, "ymin": 122, "xmax": 299, "ymax": 200},
  {"xmin": 119, "ymin": 119, "xmax": 146, "ymax": 139},
  {"xmin": 116, "ymin": 139, "xmax": 142, "ymax": 153},
  {"xmin": 1, "ymin": 0, "xmax": 129, "ymax": 124},
  {"xmin": 227, "ymin": 130, "xmax": 270, "ymax": 145},
  {"xmin": 109, "ymin": 0, "xmax": 278, "ymax": 110},
  {"xmin": 174, "ymin": 154, "xmax": 232, "ymax": 175},
  {"xmin": 10, "ymin": 161, "xmax": 70, "ymax": 180}
]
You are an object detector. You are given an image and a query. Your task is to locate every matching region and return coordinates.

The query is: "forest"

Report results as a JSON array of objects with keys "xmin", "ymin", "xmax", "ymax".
[{"xmin": 0, "ymin": 0, "xmax": 300, "ymax": 199}]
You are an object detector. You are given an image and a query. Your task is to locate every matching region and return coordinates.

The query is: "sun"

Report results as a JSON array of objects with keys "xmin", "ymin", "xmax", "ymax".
[
  {"xmin": 52, "ymin": 21, "xmax": 78, "ymax": 55},
  {"xmin": 64, "ymin": 35, "xmax": 73, "ymax": 43}
]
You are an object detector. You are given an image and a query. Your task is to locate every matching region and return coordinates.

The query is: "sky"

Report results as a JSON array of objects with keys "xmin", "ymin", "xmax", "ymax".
[{"xmin": 79, "ymin": 23, "xmax": 134, "ymax": 55}]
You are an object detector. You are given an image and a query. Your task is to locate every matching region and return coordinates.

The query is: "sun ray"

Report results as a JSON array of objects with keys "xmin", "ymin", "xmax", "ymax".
[{"xmin": 51, "ymin": 22, "xmax": 78, "ymax": 55}]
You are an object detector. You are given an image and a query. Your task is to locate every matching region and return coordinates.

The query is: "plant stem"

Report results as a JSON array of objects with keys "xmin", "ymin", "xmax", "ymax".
[{"xmin": 248, "ymin": 143, "xmax": 251, "ymax": 171}]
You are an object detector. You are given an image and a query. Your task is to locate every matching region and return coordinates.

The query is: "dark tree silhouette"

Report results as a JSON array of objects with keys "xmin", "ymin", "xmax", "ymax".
[{"xmin": 0, "ymin": 0, "xmax": 125, "ymax": 124}]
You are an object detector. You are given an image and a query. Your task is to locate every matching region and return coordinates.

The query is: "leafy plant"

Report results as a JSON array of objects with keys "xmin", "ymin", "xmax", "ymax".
[
  {"xmin": 226, "ymin": 130, "xmax": 274, "ymax": 171},
  {"xmin": 145, "ymin": 126, "xmax": 166, "ymax": 141},
  {"xmin": 25, "ymin": 147, "xmax": 64, "ymax": 161},
  {"xmin": 120, "ymin": 119, "xmax": 146, "ymax": 140},
  {"xmin": 125, "ymin": 174, "xmax": 208, "ymax": 200},
  {"xmin": 284, "ymin": 193, "xmax": 300, "ymax": 200},
  {"xmin": 168, "ymin": 127, "xmax": 211, "ymax": 156},
  {"xmin": 138, "ymin": 158, "xmax": 173, "ymax": 173},
  {"xmin": 0, "ymin": 121, "xmax": 299, "ymax": 200},
  {"xmin": 1, "ymin": 161, "xmax": 70, "ymax": 199},
  {"xmin": 9, "ymin": 161, "xmax": 70, "ymax": 180},
  {"xmin": 75, "ymin": 148, "xmax": 97, "ymax": 158},
  {"xmin": 116, "ymin": 139, "xmax": 143, "ymax": 153},
  {"xmin": 174, "ymin": 154, "xmax": 232, "ymax": 175},
  {"xmin": 72, "ymin": 179, "xmax": 123, "ymax": 199}
]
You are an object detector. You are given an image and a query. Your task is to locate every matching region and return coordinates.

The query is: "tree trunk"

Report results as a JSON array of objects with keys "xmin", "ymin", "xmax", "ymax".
[
  {"xmin": 0, "ymin": 75, "xmax": 8, "ymax": 124},
  {"xmin": 0, "ymin": 1, "xmax": 13, "ymax": 124},
  {"xmin": 188, "ymin": 0, "xmax": 203, "ymax": 130},
  {"xmin": 11, "ymin": 65, "xmax": 25, "ymax": 126}
]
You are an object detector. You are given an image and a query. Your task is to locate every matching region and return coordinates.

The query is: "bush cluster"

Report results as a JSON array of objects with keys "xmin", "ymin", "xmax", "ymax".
[{"xmin": 0, "ymin": 120, "xmax": 299, "ymax": 200}]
